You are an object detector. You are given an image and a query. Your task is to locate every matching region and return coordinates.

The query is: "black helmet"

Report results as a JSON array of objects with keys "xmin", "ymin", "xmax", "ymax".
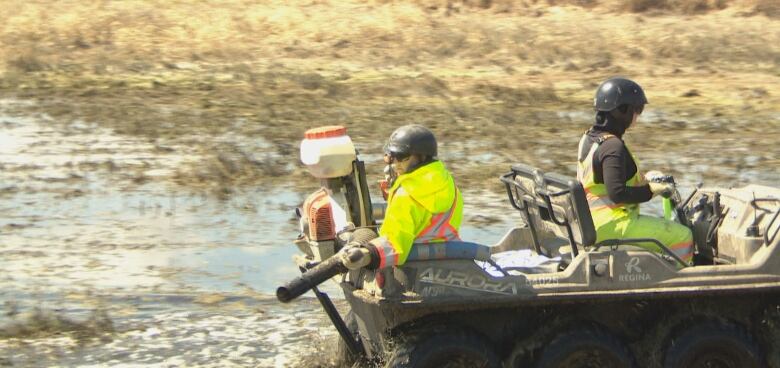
[
  {"xmin": 594, "ymin": 77, "xmax": 648, "ymax": 112},
  {"xmin": 384, "ymin": 124, "xmax": 437, "ymax": 158}
]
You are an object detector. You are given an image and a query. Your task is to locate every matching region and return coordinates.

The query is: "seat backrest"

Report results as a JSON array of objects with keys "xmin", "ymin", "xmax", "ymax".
[{"xmin": 502, "ymin": 163, "xmax": 597, "ymax": 251}]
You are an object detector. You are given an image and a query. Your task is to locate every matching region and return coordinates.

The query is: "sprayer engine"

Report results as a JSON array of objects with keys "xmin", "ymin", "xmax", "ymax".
[
  {"xmin": 301, "ymin": 188, "xmax": 337, "ymax": 242},
  {"xmin": 295, "ymin": 187, "xmax": 345, "ymax": 261}
]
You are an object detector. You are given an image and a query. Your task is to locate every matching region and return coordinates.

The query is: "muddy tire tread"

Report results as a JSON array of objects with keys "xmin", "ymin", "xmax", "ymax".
[
  {"xmin": 384, "ymin": 327, "xmax": 501, "ymax": 368},
  {"xmin": 663, "ymin": 321, "xmax": 763, "ymax": 368},
  {"xmin": 535, "ymin": 328, "xmax": 637, "ymax": 368}
]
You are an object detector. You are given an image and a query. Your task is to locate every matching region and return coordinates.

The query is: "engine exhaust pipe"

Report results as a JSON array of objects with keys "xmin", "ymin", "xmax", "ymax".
[
  {"xmin": 277, "ymin": 228, "xmax": 377, "ymax": 303},
  {"xmin": 276, "ymin": 255, "xmax": 347, "ymax": 303}
]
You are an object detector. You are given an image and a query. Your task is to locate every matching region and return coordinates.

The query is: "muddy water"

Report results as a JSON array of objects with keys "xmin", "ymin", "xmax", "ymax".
[
  {"xmin": 0, "ymin": 98, "xmax": 777, "ymax": 367},
  {"xmin": 0, "ymin": 112, "xmax": 305, "ymax": 294},
  {"xmin": 0, "ymin": 109, "xmax": 305, "ymax": 367},
  {"xmin": 0, "ymin": 105, "xmax": 518, "ymax": 367}
]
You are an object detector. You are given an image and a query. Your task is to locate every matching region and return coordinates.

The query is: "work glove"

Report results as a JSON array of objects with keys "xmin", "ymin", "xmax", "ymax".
[
  {"xmin": 645, "ymin": 170, "xmax": 665, "ymax": 182},
  {"xmin": 649, "ymin": 182, "xmax": 674, "ymax": 198},
  {"xmin": 339, "ymin": 244, "xmax": 372, "ymax": 270}
]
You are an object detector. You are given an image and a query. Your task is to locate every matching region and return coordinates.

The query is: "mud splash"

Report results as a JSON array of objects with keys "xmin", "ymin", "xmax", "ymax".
[{"xmin": 0, "ymin": 294, "xmax": 344, "ymax": 367}]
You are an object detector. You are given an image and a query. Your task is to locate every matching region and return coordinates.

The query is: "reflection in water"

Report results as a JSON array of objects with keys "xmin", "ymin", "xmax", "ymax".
[{"xmin": 0, "ymin": 185, "xmax": 308, "ymax": 293}]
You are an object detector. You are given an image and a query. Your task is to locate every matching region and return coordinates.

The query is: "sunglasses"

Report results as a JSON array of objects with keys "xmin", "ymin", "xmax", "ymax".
[{"xmin": 385, "ymin": 152, "xmax": 411, "ymax": 162}]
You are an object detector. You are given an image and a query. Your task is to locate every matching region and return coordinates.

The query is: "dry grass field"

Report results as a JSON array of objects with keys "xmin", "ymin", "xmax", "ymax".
[{"xmin": 1, "ymin": 0, "xmax": 778, "ymax": 193}]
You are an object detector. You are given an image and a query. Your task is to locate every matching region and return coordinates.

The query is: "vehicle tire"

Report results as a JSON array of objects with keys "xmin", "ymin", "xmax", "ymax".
[
  {"xmin": 663, "ymin": 322, "xmax": 763, "ymax": 368},
  {"xmin": 384, "ymin": 328, "xmax": 501, "ymax": 368},
  {"xmin": 535, "ymin": 328, "xmax": 637, "ymax": 368},
  {"xmin": 335, "ymin": 311, "xmax": 360, "ymax": 367}
]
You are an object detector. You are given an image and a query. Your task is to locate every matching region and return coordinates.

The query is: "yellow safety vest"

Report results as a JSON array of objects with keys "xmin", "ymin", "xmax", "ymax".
[
  {"xmin": 577, "ymin": 132, "xmax": 647, "ymax": 229},
  {"xmin": 370, "ymin": 160, "xmax": 463, "ymax": 269}
]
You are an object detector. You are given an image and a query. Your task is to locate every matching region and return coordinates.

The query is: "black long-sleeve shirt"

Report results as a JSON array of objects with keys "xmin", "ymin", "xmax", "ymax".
[{"xmin": 581, "ymin": 129, "xmax": 653, "ymax": 204}]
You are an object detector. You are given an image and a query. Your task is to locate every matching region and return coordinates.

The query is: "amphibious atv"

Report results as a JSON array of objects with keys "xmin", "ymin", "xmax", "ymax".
[{"xmin": 277, "ymin": 127, "xmax": 780, "ymax": 368}]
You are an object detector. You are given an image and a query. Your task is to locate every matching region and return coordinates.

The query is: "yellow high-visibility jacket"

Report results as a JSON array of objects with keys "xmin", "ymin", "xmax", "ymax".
[
  {"xmin": 368, "ymin": 160, "xmax": 463, "ymax": 269},
  {"xmin": 577, "ymin": 133, "xmax": 646, "ymax": 229}
]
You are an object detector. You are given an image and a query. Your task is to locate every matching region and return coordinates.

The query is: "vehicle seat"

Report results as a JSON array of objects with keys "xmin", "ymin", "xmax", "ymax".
[
  {"xmin": 501, "ymin": 164, "xmax": 689, "ymax": 268},
  {"xmin": 406, "ymin": 241, "xmax": 492, "ymax": 262},
  {"xmin": 501, "ymin": 164, "xmax": 596, "ymax": 259}
]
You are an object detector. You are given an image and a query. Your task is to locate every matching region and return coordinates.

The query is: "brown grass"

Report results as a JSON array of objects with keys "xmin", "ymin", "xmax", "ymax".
[
  {"xmin": 1, "ymin": 0, "xmax": 777, "ymax": 75},
  {"xmin": 0, "ymin": 0, "xmax": 778, "ymax": 192}
]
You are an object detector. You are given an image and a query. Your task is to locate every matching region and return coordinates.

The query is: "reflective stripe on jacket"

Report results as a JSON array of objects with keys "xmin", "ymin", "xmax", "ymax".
[
  {"xmin": 370, "ymin": 160, "xmax": 463, "ymax": 269},
  {"xmin": 576, "ymin": 133, "xmax": 646, "ymax": 228}
]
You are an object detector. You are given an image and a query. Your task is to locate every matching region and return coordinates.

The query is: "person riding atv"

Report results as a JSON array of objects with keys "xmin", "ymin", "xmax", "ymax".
[
  {"xmin": 578, "ymin": 77, "xmax": 694, "ymax": 265},
  {"xmin": 339, "ymin": 124, "xmax": 463, "ymax": 271}
]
